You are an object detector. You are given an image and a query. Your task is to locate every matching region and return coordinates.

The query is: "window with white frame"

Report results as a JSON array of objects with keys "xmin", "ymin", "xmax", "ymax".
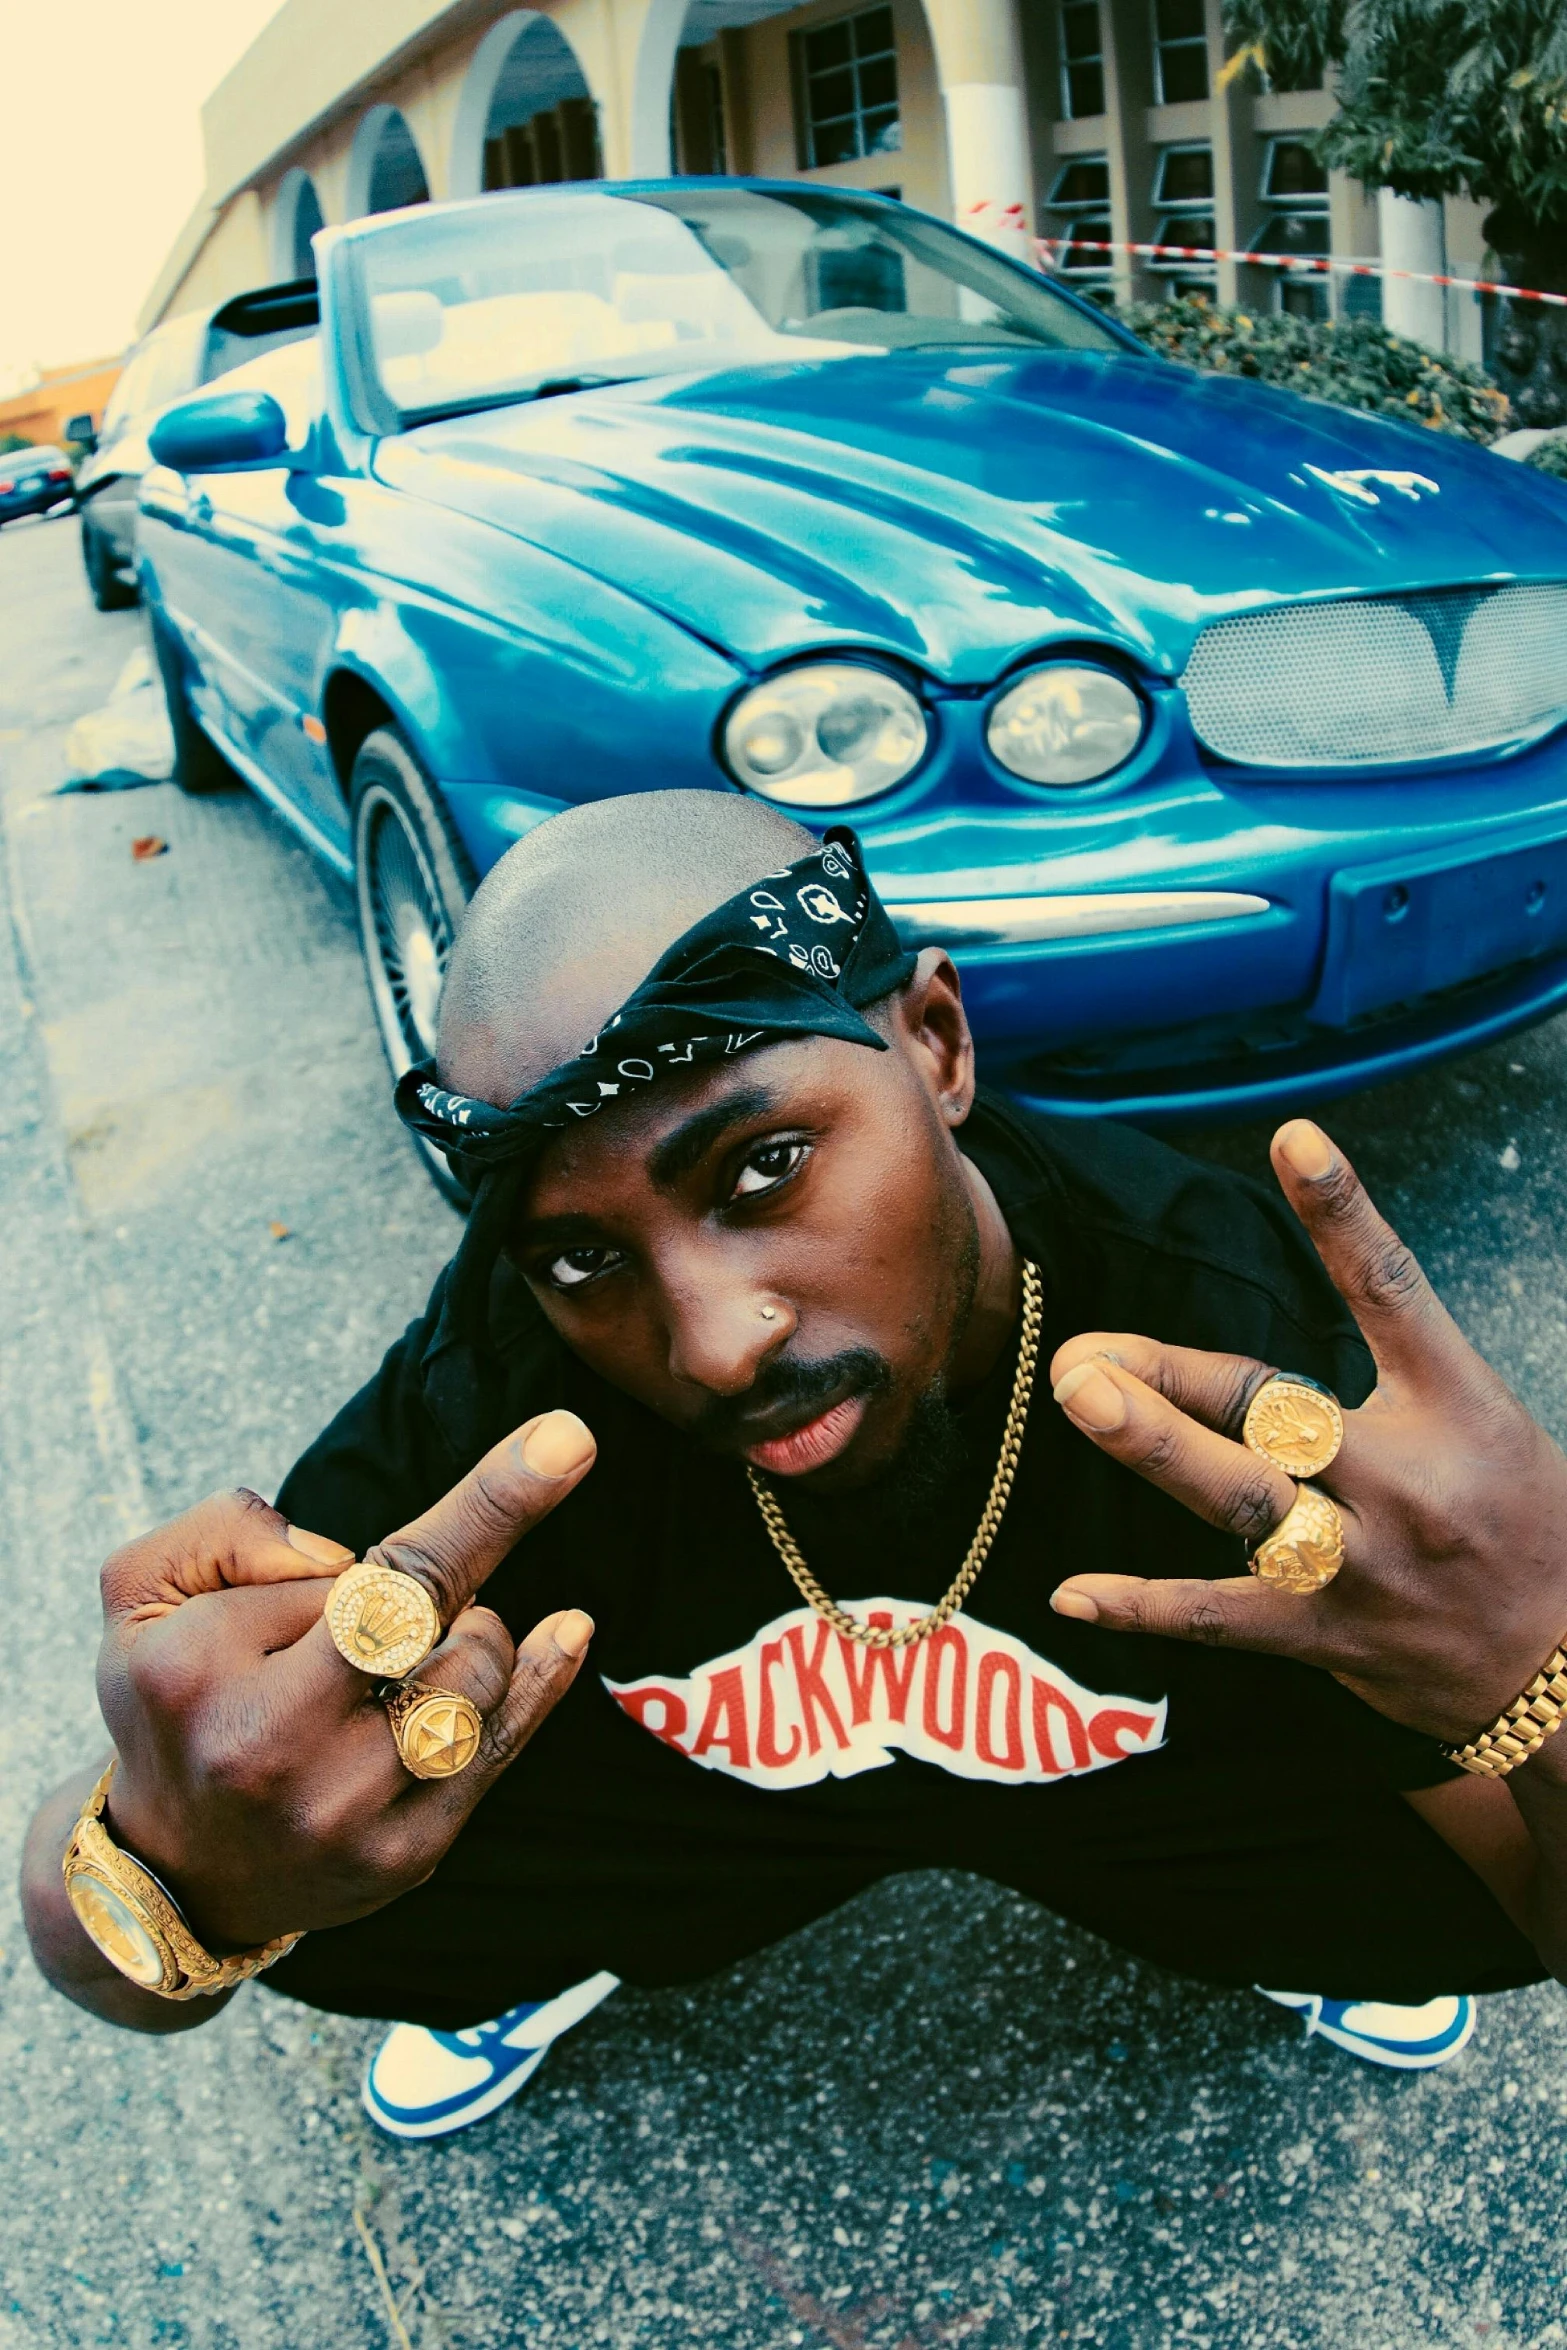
[
  {"xmin": 1152, "ymin": 0, "xmax": 1209, "ymax": 104},
  {"xmin": 1040, "ymin": 154, "xmax": 1112, "ymax": 297},
  {"xmin": 795, "ymin": 7, "xmax": 900, "ymax": 169},
  {"xmin": 1254, "ymin": 137, "xmax": 1331, "ymax": 316},
  {"xmin": 1151, "ymin": 143, "xmax": 1215, "ymax": 294},
  {"xmin": 1059, "ymin": 1, "xmax": 1105, "ymax": 119}
]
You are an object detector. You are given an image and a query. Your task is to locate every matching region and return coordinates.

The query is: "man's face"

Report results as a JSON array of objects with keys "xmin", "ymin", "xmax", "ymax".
[{"xmin": 510, "ymin": 975, "xmax": 983, "ymax": 1490}]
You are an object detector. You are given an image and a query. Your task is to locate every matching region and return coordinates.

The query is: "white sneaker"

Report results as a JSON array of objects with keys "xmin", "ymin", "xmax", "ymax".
[
  {"xmin": 1257, "ymin": 1987, "xmax": 1475, "ymax": 2070},
  {"xmin": 363, "ymin": 1971, "xmax": 620, "ymax": 2139}
]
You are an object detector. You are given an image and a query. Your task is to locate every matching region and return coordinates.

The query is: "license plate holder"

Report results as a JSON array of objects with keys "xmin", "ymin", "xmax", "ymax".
[{"xmin": 1314, "ymin": 830, "xmax": 1567, "ymax": 1028}]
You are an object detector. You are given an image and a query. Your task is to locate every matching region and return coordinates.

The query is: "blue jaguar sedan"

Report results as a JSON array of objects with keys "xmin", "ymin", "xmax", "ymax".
[{"xmin": 139, "ymin": 178, "xmax": 1567, "ymax": 1185}]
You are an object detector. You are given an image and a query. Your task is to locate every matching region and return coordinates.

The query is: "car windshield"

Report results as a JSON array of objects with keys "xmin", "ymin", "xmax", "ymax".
[{"xmin": 352, "ymin": 185, "xmax": 1122, "ymax": 429}]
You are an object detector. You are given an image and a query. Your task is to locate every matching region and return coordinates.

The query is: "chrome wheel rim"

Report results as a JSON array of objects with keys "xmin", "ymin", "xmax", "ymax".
[{"xmin": 355, "ymin": 782, "xmax": 454, "ymax": 1076}]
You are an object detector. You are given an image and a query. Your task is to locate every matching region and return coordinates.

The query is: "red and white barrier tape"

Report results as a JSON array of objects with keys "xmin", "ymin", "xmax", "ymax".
[{"xmin": 1034, "ymin": 235, "xmax": 1567, "ymax": 311}]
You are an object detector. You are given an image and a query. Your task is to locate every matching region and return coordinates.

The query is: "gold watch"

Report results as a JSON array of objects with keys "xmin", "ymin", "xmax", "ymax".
[{"xmin": 62, "ymin": 1762, "xmax": 303, "ymax": 2000}]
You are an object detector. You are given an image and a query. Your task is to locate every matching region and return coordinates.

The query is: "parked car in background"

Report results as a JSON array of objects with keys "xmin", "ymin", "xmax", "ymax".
[
  {"xmin": 72, "ymin": 279, "xmax": 318, "ymax": 610},
  {"xmin": 138, "ymin": 180, "xmax": 1567, "ymax": 1195},
  {"xmin": 0, "ymin": 445, "xmax": 74, "ymax": 527}
]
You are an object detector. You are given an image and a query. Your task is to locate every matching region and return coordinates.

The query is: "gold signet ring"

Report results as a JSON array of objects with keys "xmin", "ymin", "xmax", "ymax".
[
  {"xmin": 325, "ymin": 1562, "xmax": 440, "ymax": 1682},
  {"xmin": 1250, "ymin": 1483, "xmax": 1346, "ymax": 1594},
  {"xmin": 383, "ymin": 1683, "xmax": 484, "ymax": 1780},
  {"xmin": 1242, "ymin": 1373, "xmax": 1344, "ymax": 1480}
]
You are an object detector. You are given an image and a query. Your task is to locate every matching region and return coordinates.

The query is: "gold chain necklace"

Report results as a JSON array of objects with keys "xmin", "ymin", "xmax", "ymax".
[{"xmin": 745, "ymin": 1258, "xmax": 1044, "ymax": 1650}]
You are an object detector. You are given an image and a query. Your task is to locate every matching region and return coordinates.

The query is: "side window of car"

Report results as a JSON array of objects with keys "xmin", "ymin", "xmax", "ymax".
[
  {"xmin": 140, "ymin": 317, "xmax": 209, "ymax": 416},
  {"xmin": 101, "ymin": 345, "xmax": 156, "ymax": 438}
]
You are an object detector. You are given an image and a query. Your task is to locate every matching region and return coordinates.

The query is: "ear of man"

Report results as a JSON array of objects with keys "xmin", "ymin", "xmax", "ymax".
[{"xmin": 876, "ymin": 948, "xmax": 976, "ymax": 1131}]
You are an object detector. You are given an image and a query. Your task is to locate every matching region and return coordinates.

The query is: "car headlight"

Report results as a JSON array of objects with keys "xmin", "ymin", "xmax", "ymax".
[
  {"xmin": 987, "ymin": 663, "xmax": 1145, "ymax": 787},
  {"xmin": 724, "ymin": 664, "xmax": 928, "ymax": 806}
]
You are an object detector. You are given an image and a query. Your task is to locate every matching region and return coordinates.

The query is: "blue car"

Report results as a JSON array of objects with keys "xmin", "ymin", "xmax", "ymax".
[
  {"xmin": 140, "ymin": 179, "xmax": 1567, "ymax": 1191},
  {"xmin": 0, "ymin": 444, "xmax": 74, "ymax": 527}
]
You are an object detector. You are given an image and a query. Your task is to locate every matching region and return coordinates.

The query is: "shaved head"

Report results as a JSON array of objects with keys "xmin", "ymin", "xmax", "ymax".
[{"xmin": 438, "ymin": 790, "xmax": 815, "ymax": 1106}]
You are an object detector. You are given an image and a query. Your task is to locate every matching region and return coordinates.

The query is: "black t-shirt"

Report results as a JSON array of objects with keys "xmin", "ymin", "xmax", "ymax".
[{"xmin": 270, "ymin": 1095, "xmax": 1482, "ymax": 2024}]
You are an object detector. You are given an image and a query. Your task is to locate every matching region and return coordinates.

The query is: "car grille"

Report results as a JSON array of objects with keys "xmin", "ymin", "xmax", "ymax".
[{"xmin": 1181, "ymin": 583, "xmax": 1567, "ymax": 768}]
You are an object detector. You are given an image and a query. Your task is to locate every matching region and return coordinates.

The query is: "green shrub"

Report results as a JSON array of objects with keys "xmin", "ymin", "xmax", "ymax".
[
  {"xmin": 1120, "ymin": 296, "xmax": 1511, "ymax": 442},
  {"xmin": 1523, "ymin": 436, "xmax": 1567, "ymax": 480},
  {"xmin": 0, "ymin": 432, "xmax": 34, "ymax": 458}
]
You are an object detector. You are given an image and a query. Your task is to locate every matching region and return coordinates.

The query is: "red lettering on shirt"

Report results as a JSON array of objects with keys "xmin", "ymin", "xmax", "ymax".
[
  {"xmin": 922, "ymin": 1624, "xmax": 968, "ymax": 1752},
  {"xmin": 613, "ymin": 1684, "xmax": 689, "ymax": 1749},
  {"xmin": 756, "ymin": 1637, "xmax": 802, "ymax": 1769},
  {"xmin": 839, "ymin": 1614, "xmax": 920, "ymax": 1725},
  {"xmin": 690, "ymin": 1666, "xmax": 750, "ymax": 1770},
  {"xmin": 1032, "ymin": 1678, "xmax": 1091, "ymax": 1775},
  {"xmin": 975, "ymin": 1650, "xmax": 1025, "ymax": 1771},
  {"xmin": 784, "ymin": 1619, "xmax": 851, "ymax": 1755},
  {"xmin": 1089, "ymin": 1705, "xmax": 1162, "ymax": 1761},
  {"xmin": 606, "ymin": 1600, "xmax": 1165, "ymax": 1792}
]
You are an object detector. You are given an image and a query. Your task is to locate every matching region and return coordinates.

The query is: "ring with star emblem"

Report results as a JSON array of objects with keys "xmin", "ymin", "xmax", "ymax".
[
  {"xmin": 382, "ymin": 1682, "xmax": 485, "ymax": 1780},
  {"xmin": 324, "ymin": 1561, "xmax": 441, "ymax": 1682},
  {"xmin": 1241, "ymin": 1373, "xmax": 1344, "ymax": 1480}
]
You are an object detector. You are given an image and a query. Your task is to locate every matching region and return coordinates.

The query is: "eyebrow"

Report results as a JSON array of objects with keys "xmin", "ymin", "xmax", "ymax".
[{"xmin": 646, "ymin": 1082, "xmax": 783, "ymax": 1189}]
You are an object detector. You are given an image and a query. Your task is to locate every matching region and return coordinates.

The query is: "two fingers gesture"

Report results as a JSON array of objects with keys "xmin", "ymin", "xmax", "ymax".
[{"xmin": 1049, "ymin": 1119, "xmax": 1567, "ymax": 1746}]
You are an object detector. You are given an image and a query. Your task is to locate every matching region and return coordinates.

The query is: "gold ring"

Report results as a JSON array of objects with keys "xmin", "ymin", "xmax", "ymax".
[
  {"xmin": 382, "ymin": 1682, "xmax": 485, "ymax": 1780},
  {"xmin": 1250, "ymin": 1483, "xmax": 1346, "ymax": 1594},
  {"xmin": 324, "ymin": 1561, "xmax": 440, "ymax": 1681},
  {"xmin": 1242, "ymin": 1373, "xmax": 1344, "ymax": 1480}
]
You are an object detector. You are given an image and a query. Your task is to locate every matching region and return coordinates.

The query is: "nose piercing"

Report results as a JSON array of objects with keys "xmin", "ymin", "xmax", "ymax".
[{"xmin": 759, "ymin": 1305, "xmax": 778, "ymax": 1322}]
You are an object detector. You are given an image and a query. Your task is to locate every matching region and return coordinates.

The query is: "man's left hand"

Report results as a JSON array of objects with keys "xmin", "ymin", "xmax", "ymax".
[{"xmin": 1049, "ymin": 1117, "xmax": 1567, "ymax": 1750}]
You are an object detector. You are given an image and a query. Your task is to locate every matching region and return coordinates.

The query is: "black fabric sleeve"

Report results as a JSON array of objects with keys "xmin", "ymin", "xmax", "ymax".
[{"xmin": 273, "ymin": 1288, "xmax": 466, "ymax": 1559}]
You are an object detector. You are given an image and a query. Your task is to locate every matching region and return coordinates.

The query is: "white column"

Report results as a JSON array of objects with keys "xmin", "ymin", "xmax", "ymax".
[
  {"xmin": 1377, "ymin": 189, "xmax": 1448, "ymax": 351},
  {"xmin": 943, "ymin": 81, "xmax": 1034, "ymax": 266}
]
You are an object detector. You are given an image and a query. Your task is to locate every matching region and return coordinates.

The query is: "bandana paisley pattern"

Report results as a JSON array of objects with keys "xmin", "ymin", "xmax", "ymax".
[{"xmin": 395, "ymin": 826, "xmax": 915, "ymax": 1171}]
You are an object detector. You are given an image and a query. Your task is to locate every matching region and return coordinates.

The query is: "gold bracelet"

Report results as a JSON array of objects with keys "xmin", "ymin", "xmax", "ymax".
[
  {"xmin": 1444, "ymin": 1646, "xmax": 1567, "ymax": 1778},
  {"xmin": 63, "ymin": 1764, "xmax": 303, "ymax": 1999}
]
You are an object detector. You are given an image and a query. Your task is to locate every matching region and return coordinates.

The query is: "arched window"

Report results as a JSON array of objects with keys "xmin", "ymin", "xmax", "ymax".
[
  {"xmin": 630, "ymin": 0, "xmax": 814, "ymax": 177},
  {"xmin": 450, "ymin": 12, "xmax": 600, "ymax": 200},
  {"xmin": 291, "ymin": 177, "xmax": 325, "ymax": 277},
  {"xmin": 348, "ymin": 105, "xmax": 431, "ymax": 220},
  {"xmin": 273, "ymin": 168, "xmax": 326, "ymax": 281}
]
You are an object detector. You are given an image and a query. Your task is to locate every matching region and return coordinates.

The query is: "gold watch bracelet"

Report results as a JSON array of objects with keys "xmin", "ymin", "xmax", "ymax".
[
  {"xmin": 1445, "ymin": 1646, "xmax": 1567, "ymax": 1779},
  {"xmin": 66, "ymin": 1762, "xmax": 303, "ymax": 1999}
]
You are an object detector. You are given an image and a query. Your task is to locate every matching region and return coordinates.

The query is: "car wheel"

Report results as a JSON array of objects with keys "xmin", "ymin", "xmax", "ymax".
[
  {"xmin": 149, "ymin": 607, "xmax": 230, "ymax": 792},
  {"xmin": 351, "ymin": 726, "xmax": 477, "ymax": 1207},
  {"xmin": 82, "ymin": 517, "xmax": 137, "ymax": 611}
]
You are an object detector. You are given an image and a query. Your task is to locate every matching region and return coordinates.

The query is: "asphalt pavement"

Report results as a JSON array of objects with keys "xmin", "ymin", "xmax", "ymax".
[{"xmin": 2, "ymin": 513, "xmax": 1566, "ymax": 2350}]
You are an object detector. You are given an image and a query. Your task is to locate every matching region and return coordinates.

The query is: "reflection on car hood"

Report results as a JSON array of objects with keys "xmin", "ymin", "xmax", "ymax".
[{"xmin": 372, "ymin": 349, "xmax": 1567, "ymax": 680}]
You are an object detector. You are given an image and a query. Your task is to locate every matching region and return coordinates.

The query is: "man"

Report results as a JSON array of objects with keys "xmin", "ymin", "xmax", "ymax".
[{"xmin": 24, "ymin": 792, "xmax": 1567, "ymax": 2140}]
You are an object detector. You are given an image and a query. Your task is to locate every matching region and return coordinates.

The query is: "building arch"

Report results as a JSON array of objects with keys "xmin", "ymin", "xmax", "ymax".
[
  {"xmin": 346, "ymin": 104, "xmax": 431, "ymax": 220},
  {"xmin": 272, "ymin": 166, "xmax": 326, "ymax": 280},
  {"xmin": 449, "ymin": 10, "xmax": 601, "ymax": 199},
  {"xmin": 630, "ymin": 0, "xmax": 687, "ymax": 175}
]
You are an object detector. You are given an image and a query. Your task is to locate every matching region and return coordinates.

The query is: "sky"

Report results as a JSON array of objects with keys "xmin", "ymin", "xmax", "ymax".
[{"xmin": 0, "ymin": 0, "xmax": 285, "ymax": 393}]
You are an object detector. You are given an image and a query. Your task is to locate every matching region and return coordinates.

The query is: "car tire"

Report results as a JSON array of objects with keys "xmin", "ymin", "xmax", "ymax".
[
  {"xmin": 351, "ymin": 726, "xmax": 477, "ymax": 1208},
  {"xmin": 149, "ymin": 608, "xmax": 231, "ymax": 793},
  {"xmin": 82, "ymin": 516, "xmax": 137, "ymax": 611}
]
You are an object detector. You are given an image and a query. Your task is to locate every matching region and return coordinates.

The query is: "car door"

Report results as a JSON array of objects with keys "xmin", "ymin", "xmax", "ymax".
[{"xmin": 176, "ymin": 339, "xmax": 352, "ymax": 851}]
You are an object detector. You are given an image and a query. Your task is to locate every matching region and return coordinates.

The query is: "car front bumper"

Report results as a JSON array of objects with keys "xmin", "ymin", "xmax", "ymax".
[{"xmin": 444, "ymin": 721, "xmax": 1567, "ymax": 1128}]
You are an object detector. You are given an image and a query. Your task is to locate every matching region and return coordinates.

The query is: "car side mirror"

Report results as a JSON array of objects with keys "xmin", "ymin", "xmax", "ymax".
[
  {"xmin": 63, "ymin": 413, "xmax": 96, "ymax": 453},
  {"xmin": 149, "ymin": 388, "xmax": 292, "ymax": 474}
]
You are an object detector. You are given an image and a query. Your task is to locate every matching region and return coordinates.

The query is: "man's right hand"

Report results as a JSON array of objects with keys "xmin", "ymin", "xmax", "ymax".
[{"xmin": 80, "ymin": 1410, "xmax": 597, "ymax": 1964}]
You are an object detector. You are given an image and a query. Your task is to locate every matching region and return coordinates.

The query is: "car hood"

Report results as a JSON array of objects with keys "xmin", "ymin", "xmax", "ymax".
[{"xmin": 373, "ymin": 348, "xmax": 1567, "ymax": 682}]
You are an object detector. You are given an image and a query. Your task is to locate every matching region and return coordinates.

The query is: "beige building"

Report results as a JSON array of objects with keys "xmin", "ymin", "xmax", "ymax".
[{"xmin": 140, "ymin": 0, "xmax": 1491, "ymax": 361}]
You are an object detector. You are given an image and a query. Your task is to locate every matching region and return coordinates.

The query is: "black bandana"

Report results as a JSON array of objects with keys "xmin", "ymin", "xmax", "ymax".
[{"xmin": 395, "ymin": 827, "xmax": 915, "ymax": 1174}]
